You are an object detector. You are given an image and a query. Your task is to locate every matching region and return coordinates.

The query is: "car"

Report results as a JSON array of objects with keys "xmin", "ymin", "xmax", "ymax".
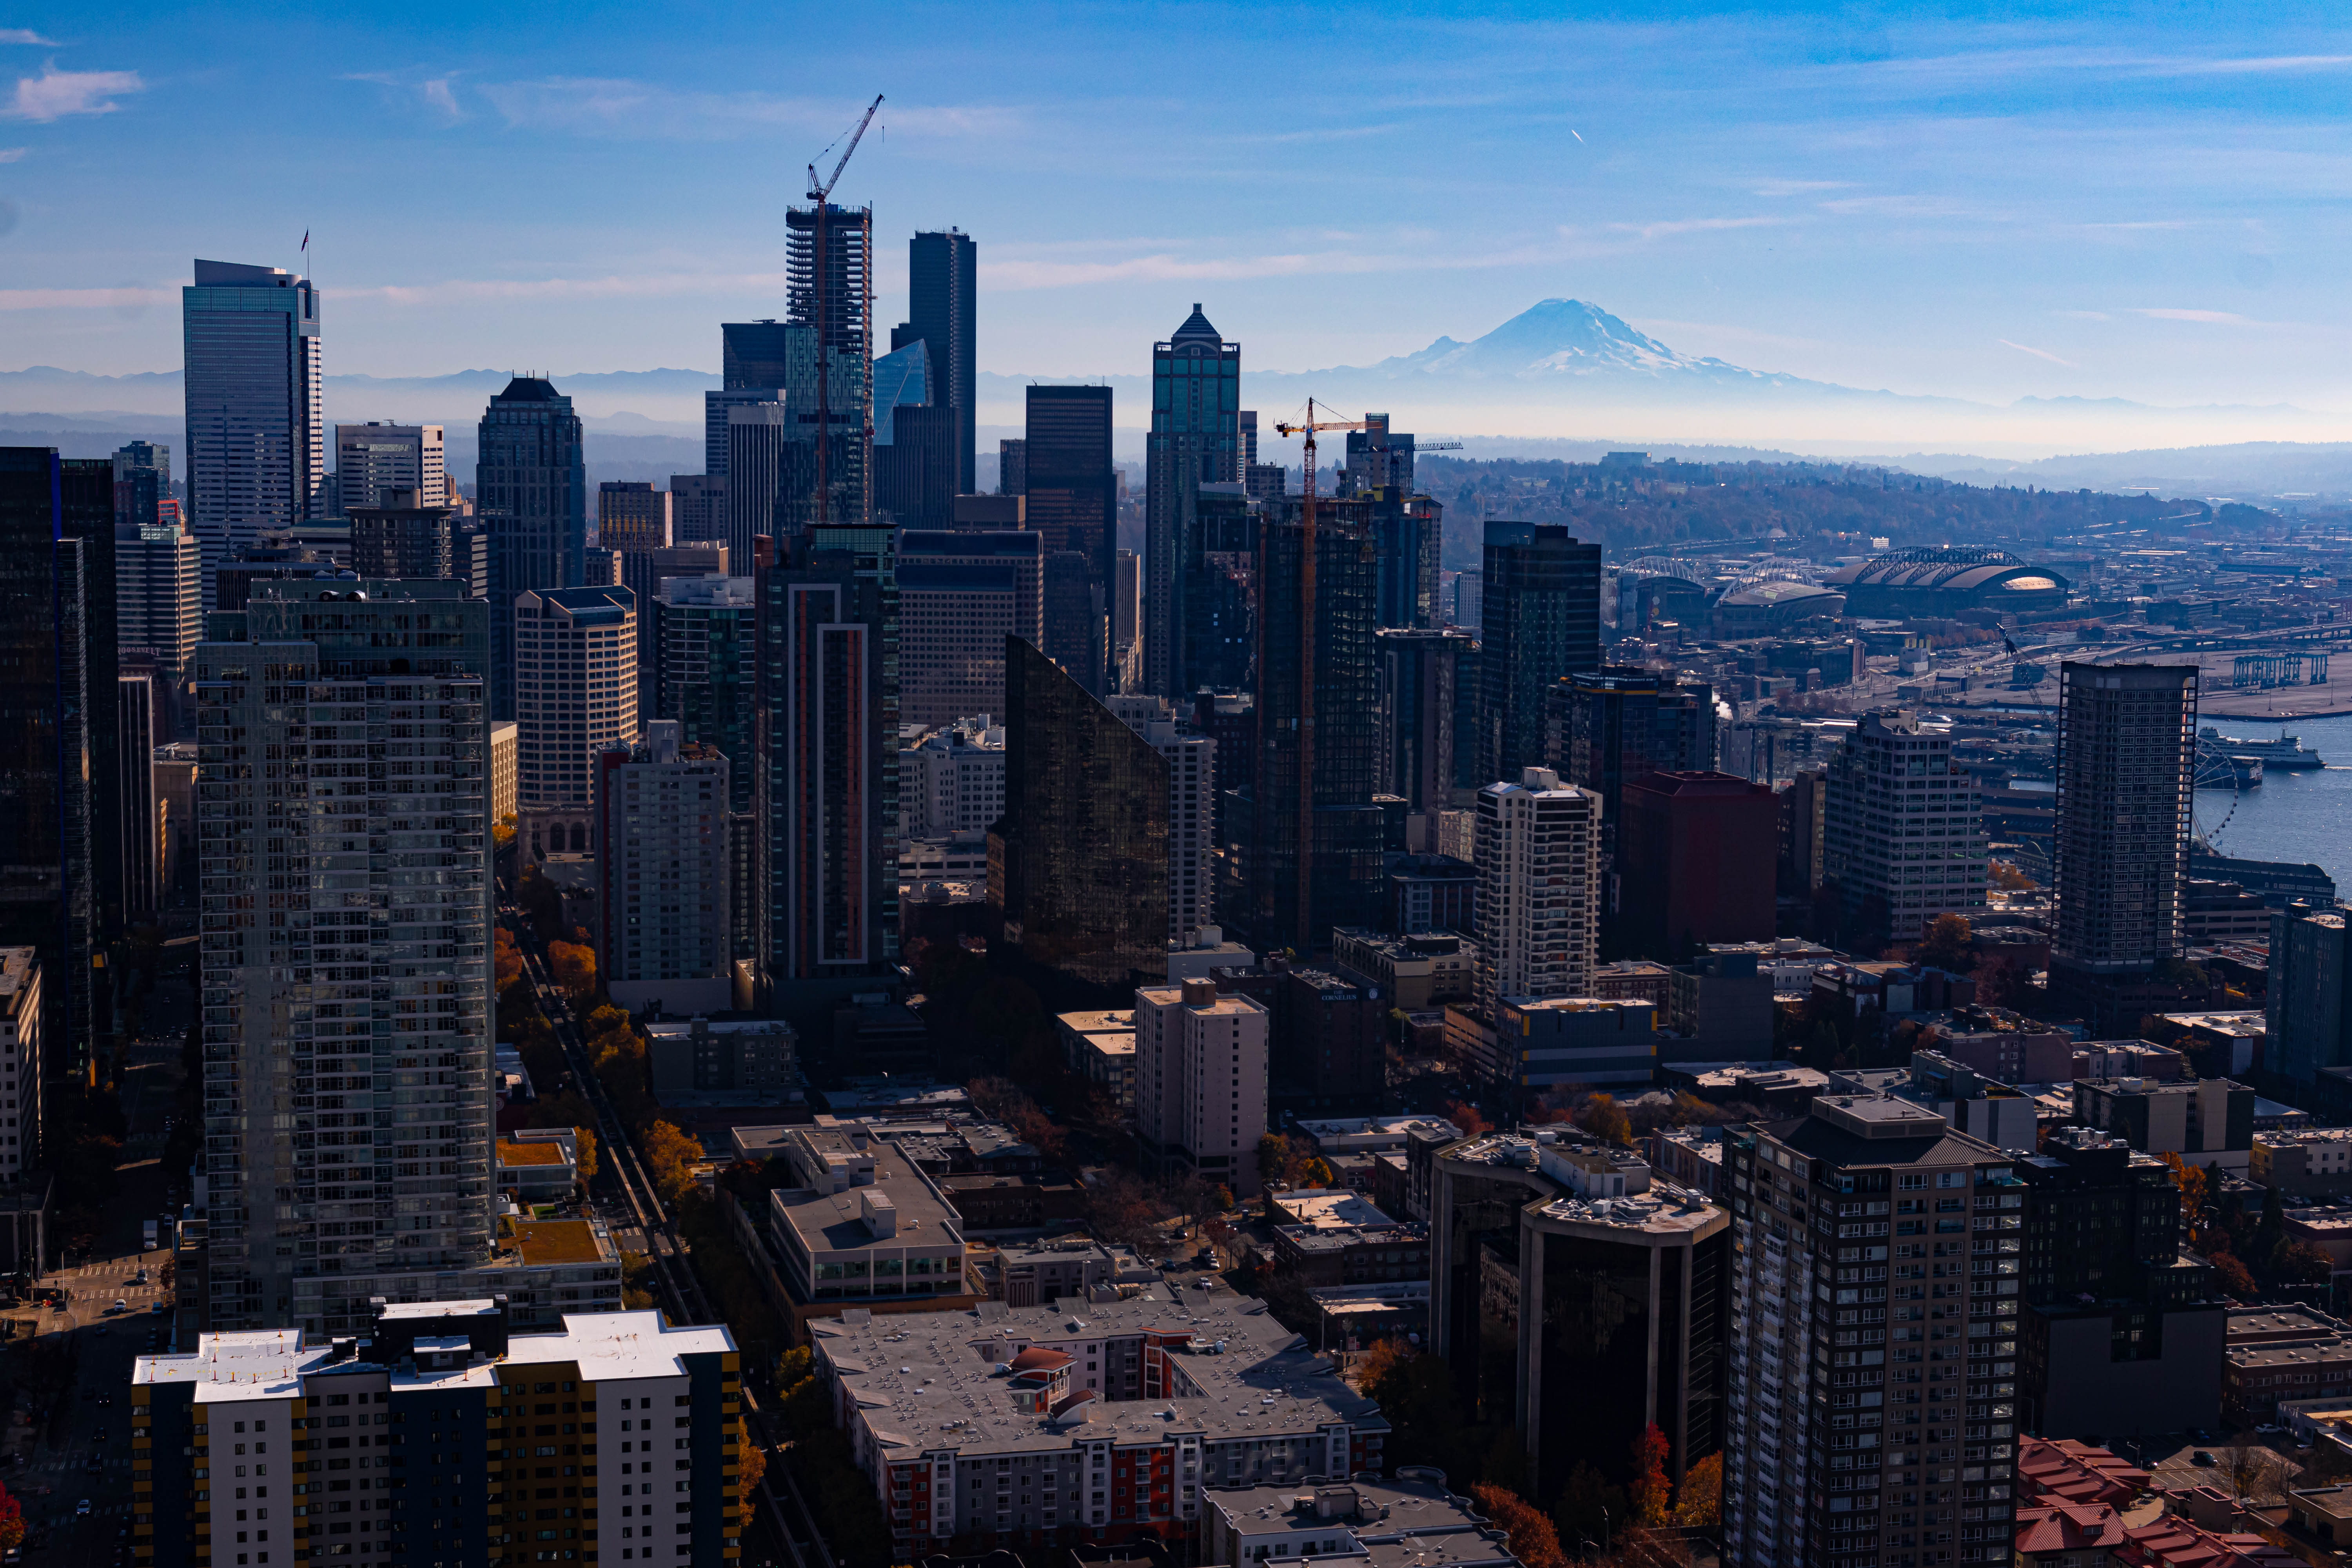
[
  {"xmin": 110, "ymin": 1299, "xmax": 127, "ymax": 1312},
  {"xmin": 96, "ymin": 1395, "xmax": 111, "ymax": 1408},
  {"xmin": 149, "ymin": 1301, "xmax": 167, "ymax": 1315},
  {"xmin": 74, "ymin": 1500, "xmax": 89, "ymax": 1516},
  {"xmin": 2193, "ymin": 1451, "xmax": 2217, "ymax": 1467}
]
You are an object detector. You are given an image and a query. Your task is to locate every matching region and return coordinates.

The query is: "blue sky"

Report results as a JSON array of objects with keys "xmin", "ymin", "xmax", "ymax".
[{"xmin": 5, "ymin": 2, "xmax": 2352, "ymax": 420}]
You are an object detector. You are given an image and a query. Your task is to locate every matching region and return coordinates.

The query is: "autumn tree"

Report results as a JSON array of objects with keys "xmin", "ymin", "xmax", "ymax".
[
  {"xmin": 1445, "ymin": 1099, "xmax": 1494, "ymax": 1137},
  {"xmin": 735, "ymin": 1428, "xmax": 766, "ymax": 1526},
  {"xmin": 1676, "ymin": 1452, "xmax": 1722, "ymax": 1528},
  {"xmin": 1914, "ymin": 913, "xmax": 1973, "ymax": 972},
  {"xmin": 2160, "ymin": 1152, "xmax": 2211, "ymax": 1247},
  {"xmin": 1629, "ymin": 1422, "xmax": 1674, "ymax": 1527},
  {"xmin": 2277, "ymin": 1240, "xmax": 2334, "ymax": 1287},
  {"xmin": 547, "ymin": 940, "xmax": 597, "ymax": 1000},
  {"xmin": 2209, "ymin": 1249, "xmax": 2257, "ymax": 1299},
  {"xmin": 494, "ymin": 927, "xmax": 525, "ymax": 990},
  {"xmin": 1472, "ymin": 1484, "xmax": 1569, "ymax": 1568},
  {"xmin": 1578, "ymin": 1093, "xmax": 1634, "ymax": 1147},
  {"xmin": 0, "ymin": 1481, "xmax": 22, "ymax": 1552},
  {"xmin": 639, "ymin": 1119, "xmax": 702, "ymax": 1206}
]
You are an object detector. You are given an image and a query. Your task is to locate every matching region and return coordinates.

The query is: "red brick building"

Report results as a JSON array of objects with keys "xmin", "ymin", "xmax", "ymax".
[{"xmin": 1617, "ymin": 770, "xmax": 1779, "ymax": 957}]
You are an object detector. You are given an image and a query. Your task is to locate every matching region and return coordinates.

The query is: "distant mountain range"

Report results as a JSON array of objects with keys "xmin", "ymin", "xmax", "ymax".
[{"xmin": 7, "ymin": 298, "xmax": 2350, "ymax": 494}]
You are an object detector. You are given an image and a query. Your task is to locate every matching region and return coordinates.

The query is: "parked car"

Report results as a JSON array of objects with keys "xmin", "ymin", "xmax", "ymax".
[
  {"xmin": 74, "ymin": 1499, "xmax": 89, "ymax": 1516},
  {"xmin": 2193, "ymin": 1451, "xmax": 2216, "ymax": 1467}
]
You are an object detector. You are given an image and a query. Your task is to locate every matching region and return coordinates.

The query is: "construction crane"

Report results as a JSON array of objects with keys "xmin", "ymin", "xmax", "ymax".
[
  {"xmin": 1270, "ymin": 399, "xmax": 1371, "ymax": 953},
  {"xmin": 804, "ymin": 94, "xmax": 882, "ymax": 527}
]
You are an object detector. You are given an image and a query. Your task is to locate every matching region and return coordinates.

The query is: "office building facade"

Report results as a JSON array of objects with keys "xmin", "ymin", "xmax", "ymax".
[
  {"xmin": 1107, "ymin": 695, "xmax": 1218, "ymax": 946},
  {"xmin": 348, "ymin": 488, "xmax": 456, "ymax": 582},
  {"xmin": 2053, "ymin": 663, "xmax": 2199, "ymax": 974},
  {"xmin": 1376, "ymin": 627, "xmax": 1473, "ymax": 817},
  {"xmin": 1550, "ymin": 665, "xmax": 1718, "ymax": 863},
  {"xmin": 900, "ymin": 716, "xmax": 1006, "ymax": 840},
  {"xmin": 595, "ymin": 722, "xmax": 733, "ymax": 1014},
  {"xmin": 119, "ymin": 672, "xmax": 158, "ymax": 922},
  {"xmin": 1822, "ymin": 711, "xmax": 1987, "ymax": 944},
  {"xmin": 336, "ymin": 422, "xmax": 446, "ymax": 511},
  {"xmin": 1618, "ymin": 771, "xmax": 1781, "ymax": 958},
  {"xmin": 669, "ymin": 473, "xmax": 726, "ymax": 546},
  {"xmin": 477, "ymin": 377, "xmax": 588, "ymax": 720},
  {"xmin": 898, "ymin": 528, "xmax": 1044, "ymax": 726},
  {"xmin": 905, "ymin": 228, "xmax": 978, "ymax": 493},
  {"xmin": 992, "ymin": 636, "xmax": 1171, "ymax": 992},
  {"xmin": 189, "ymin": 582, "xmax": 494, "ymax": 1332},
  {"xmin": 1135, "ymin": 978, "xmax": 1269, "ymax": 1187},
  {"xmin": 786, "ymin": 201, "xmax": 874, "ymax": 526},
  {"xmin": 182, "ymin": 259, "xmax": 324, "ymax": 607},
  {"xmin": 653, "ymin": 575, "xmax": 757, "ymax": 816},
  {"xmin": 1145, "ymin": 305, "xmax": 1241, "ymax": 696},
  {"xmin": 1472, "ymin": 767, "xmax": 1602, "ymax": 1022},
  {"xmin": 514, "ymin": 585, "xmax": 638, "ymax": 813},
  {"xmin": 1024, "ymin": 385, "xmax": 1117, "ymax": 690},
  {"xmin": 1720, "ymin": 1096, "xmax": 2022, "ymax": 1568},
  {"xmin": 116, "ymin": 503, "xmax": 202, "ymax": 681},
  {"xmin": 1477, "ymin": 522, "xmax": 1602, "ymax": 788}
]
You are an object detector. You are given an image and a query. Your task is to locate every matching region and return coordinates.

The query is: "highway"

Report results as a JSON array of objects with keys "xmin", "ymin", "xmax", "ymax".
[{"xmin": 501, "ymin": 898, "xmax": 837, "ymax": 1568}]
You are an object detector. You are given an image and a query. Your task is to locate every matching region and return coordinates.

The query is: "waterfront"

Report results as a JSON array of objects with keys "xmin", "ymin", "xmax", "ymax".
[{"xmin": 2192, "ymin": 712, "xmax": 2352, "ymax": 891}]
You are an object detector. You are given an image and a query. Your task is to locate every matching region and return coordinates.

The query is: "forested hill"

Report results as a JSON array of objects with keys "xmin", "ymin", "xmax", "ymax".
[{"xmin": 1416, "ymin": 456, "xmax": 2203, "ymax": 570}]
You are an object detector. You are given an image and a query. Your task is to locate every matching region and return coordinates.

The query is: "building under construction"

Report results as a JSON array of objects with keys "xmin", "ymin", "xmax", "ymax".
[{"xmin": 784, "ymin": 200, "xmax": 873, "ymax": 526}]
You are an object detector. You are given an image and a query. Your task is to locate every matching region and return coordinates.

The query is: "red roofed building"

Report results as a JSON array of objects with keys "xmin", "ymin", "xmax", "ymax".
[
  {"xmin": 2015, "ymin": 1501, "xmax": 2129, "ymax": 1568},
  {"xmin": 2018, "ymin": 1436, "xmax": 2153, "ymax": 1510},
  {"xmin": 2115, "ymin": 1514, "xmax": 2305, "ymax": 1568}
]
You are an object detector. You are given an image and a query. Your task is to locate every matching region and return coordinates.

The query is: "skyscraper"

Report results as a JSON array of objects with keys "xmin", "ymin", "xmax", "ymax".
[
  {"xmin": 991, "ymin": 636, "xmax": 1171, "ymax": 993},
  {"xmin": 1376, "ymin": 627, "xmax": 1474, "ymax": 817},
  {"xmin": 2053, "ymin": 662, "xmax": 2198, "ymax": 975},
  {"xmin": 998, "ymin": 438, "xmax": 1026, "ymax": 497},
  {"xmin": 654, "ymin": 574, "xmax": 757, "ymax": 815},
  {"xmin": 1181, "ymin": 483, "xmax": 1256, "ymax": 697},
  {"xmin": 1107, "ymin": 694, "xmax": 1218, "ymax": 946},
  {"xmin": 875, "ymin": 403, "xmax": 958, "ymax": 529},
  {"xmin": 1341, "ymin": 412, "xmax": 1416, "ymax": 495},
  {"xmin": 1822, "ymin": 710, "xmax": 1987, "ymax": 945},
  {"xmin": 335, "ymin": 422, "xmax": 446, "ymax": 511},
  {"xmin": 112, "ymin": 440, "xmax": 170, "ymax": 528},
  {"xmin": 477, "ymin": 377, "xmax": 588, "ymax": 720},
  {"xmin": 1368, "ymin": 487, "xmax": 1443, "ymax": 630},
  {"xmin": 118, "ymin": 672, "xmax": 157, "ymax": 922},
  {"xmin": 1145, "ymin": 305, "xmax": 1241, "ymax": 696},
  {"xmin": 1550, "ymin": 665, "xmax": 1719, "ymax": 866},
  {"xmin": 1477, "ymin": 521, "xmax": 1602, "ymax": 788},
  {"xmin": 1042, "ymin": 550, "xmax": 1106, "ymax": 696},
  {"xmin": 786, "ymin": 200, "xmax": 874, "ymax": 526},
  {"xmin": 904, "ymin": 229, "xmax": 978, "ymax": 494},
  {"xmin": 1618, "ymin": 771, "xmax": 1780, "ymax": 957},
  {"xmin": 722, "ymin": 319, "xmax": 797, "ymax": 389},
  {"xmin": 755, "ymin": 535, "xmax": 891, "ymax": 997},
  {"xmin": 1720, "ymin": 1097, "xmax": 2022, "ymax": 1568},
  {"xmin": 595, "ymin": 722, "xmax": 733, "ymax": 1014},
  {"xmin": 0, "ymin": 449, "xmax": 119, "ymax": 1058},
  {"xmin": 114, "ymin": 452, "xmax": 201, "ymax": 683},
  {"xmin": 182, "ymin": 260, "xmax": 323, "ymax": 608},
  {"xmin": 1220, "ymin": 501, "xmax": 1385, "ymax": 954},
  {"xmin": 190, "ymin": 580, "xmax": 494, "ymax": 1333},
  {"xmin": 1024, "ymin": 385, "xmax": 1116, "ymax": 689},
  {"xmin": 1471, "ymin": 767, "xmax": 1602, "ymax": 1023},
  {"xmin": 513, "ymin": 584, "xmax": 638, "ymax": 823},
  {"xmin": 347, "ymin": 487, "xmax": 455, "ymax": 581},
  {"xmin": 897, "ymin": 530, "xmax": 1043, "ymax": 726},
  {"xmin": 670, "ymin": 473, "xmax": 727, "ymax": 546},
  {"xmin": 723, "ymin": 343, "xmax": 873, "ymax": 552}
]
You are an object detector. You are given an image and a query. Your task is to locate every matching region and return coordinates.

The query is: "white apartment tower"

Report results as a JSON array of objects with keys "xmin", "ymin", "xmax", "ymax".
[
  {"xmin": 898, "ymin": 716, "xmax": 1006, "ymax": 840},
  {"xmin": 1134, "ymin": 978, "xmax": 1269, "ymax": 1189},
  {"xmin": 595, "ymin": 722, "xmax": 733, "ymax": 1015},
  {"xmin": 1107, "ymin": 694, "xmax": 1217, "ymax": 944},
  {"xmin": 514, "ymin": 585, "xmax": 639, "ymax": 810},
  {"xmin": 1822, "ymin": 710, "xmax": 1987, "ymax": 943},
  {"xmin": 336, "ymin": 422, "xmax": 447, "ymax": 511},
  {"xmin": 115, "ymin": 509, "xmax": 202, "ymax": 679},
  {"xmin": 1472, "ymin": 766, "xmax": 1601, "ymax": 1023},
  {"xmin": 191, "ymin": 582, "xmax": 494, "ymax": 1333}
]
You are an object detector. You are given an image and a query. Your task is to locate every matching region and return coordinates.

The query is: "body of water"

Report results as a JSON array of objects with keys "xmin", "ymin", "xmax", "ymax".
[{"xmin": 2192, "ymin": 712, "xmax": 2352, "ymax": 889}]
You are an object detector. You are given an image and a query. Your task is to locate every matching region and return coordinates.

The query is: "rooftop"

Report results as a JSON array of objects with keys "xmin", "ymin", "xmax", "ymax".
[
  {"xmin": 769, "ymin": 1143, "xmax": 965, "ymax": 1258},
  {"xmin": 497, "ymin": 1140, "xmax": 567, "ymax": 1168},
  {"xmin": 1269, "ymin": 1190, "xmax": 1398, "ymax": 1231},
  {"xmin": 504, "ymin": 1218, "xmax": 609, "ymax": 1266}
]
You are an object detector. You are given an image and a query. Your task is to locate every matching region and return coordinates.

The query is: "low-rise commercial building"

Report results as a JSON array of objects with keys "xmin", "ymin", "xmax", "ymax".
[
  {"xmin": 2223, "ymin": 1305, "xmax": 2352, "ymax": 1426},
  {"xmin": 496, "ymin": 1129, "xmax": 580, "ymax": 1203},
  {"xmin": 1445, "ymin": 995, "xmax": 1659, "ymax": 1092},
  {"xmin": 2252, "ymin": 1128, "xmax": 2352, "ymax": 1195},
  {"xmin": 1330, "ymin": 929, "xmax": 1477, "ymax": 1010},
  {"xmin": 750, "ymin": 1127, "xmax": 976, "ymax": 1337},
  {"xmin": 2074, "ymin": 1076, "xmax": 2255, "ymax": 1171},
  {"xmin": 644, "ymin": 1016, "xmax": 800, "ymax": 1107},
  {"xmin": 1202, "ymin": 1474, "xmax": 1517, "ymax": 1568}
]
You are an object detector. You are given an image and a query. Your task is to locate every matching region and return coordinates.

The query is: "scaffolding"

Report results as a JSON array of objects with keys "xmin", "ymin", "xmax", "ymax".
[{"xmin": 2231, "ymin": 652, "xmax": 2330, "ymax": 689}]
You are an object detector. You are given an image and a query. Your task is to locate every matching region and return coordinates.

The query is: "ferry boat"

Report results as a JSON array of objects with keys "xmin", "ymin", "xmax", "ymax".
[
  {"xmin": 2198, "ymin": 727, "xmax": 2324, "ymax": 769},
  {"xmin": 2194, "ymin": 735, "xmax": 2265, "ymax": 788}
]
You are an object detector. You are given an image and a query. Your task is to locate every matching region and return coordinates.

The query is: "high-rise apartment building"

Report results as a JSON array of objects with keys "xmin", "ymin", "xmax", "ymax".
[
  {"xmin": 1107, "ymin": 695, "xmax": 1218, "ymax": 945},
  {"xmin": 2053, "ymin": 663, "xmax": 2198, "ymax": 975},
  {"xmin": 477, "ymin": 377, "xmax": 588, "ymax": 720},
  {"xmin": 0, "ymin": 448, "xmax": 119, "ymax": 1056},
  {"xmin": 1471, "ymin": 767, "xmax": 1601, "ymax": 1022},
  {"xmin": 786, "ymin": 200, "xmax": 874, "ymax": 526},
  {"xmin": 513, "ymin": 585, "xmax": 638, "ymax": 816},
  {"xmin": 904, "ymin": 229, "xmax": 978, "ymax": 493},
  {"xmin": 0, "ymin": 949, "xmax": 40, "ymax": 1187},
  {"xmin": 898, "ymin": 716, "xmax": 1006, "ymax": 840},
  {"xmin": 1618, "ymin": 771, "xmax": 1780, "ymax": 957},
  {"xmin": 190, "ymin": 580, "xmax": 495, "ymax": 1333},
  {"xmin": 119, "ymin": 672, "xmax": 158, "ymax": 922},
  {"xmin": 595, "ymin": 722, "xmax": 732, "ymax": 1014},
  {"xmin": 1822, "ymin": 711, "xmax": 1987, "ymax": 945},
  {"xmin": 755, "ymin": 537, "xmax": 892, "ymax": 997},
  {"xmin": 113, "ymin": 439, "xmax": 170, "ymax": 527},
  {"xmin": 1134, "ymin": 978, "xmax": 1269, "ymax": 1187},
  {"xmin": 654, "ymin": 575, "xmax": 757, "ymax": 816},
  {"xmin": 1477, "ymin": 522, "xmax": 1602, "ymax": 788},
  {"xmin": 1376, "ymin": 628, "xmax": 1474, "ymax": 817},
  {"xmin": 669, "ymin": 473, "xmax": 726, "ymax": 546},
  {"xmin": 336, "ymin": 422, "xmax": 446, "ymax": 511},
  {"xmin": 115, "ymin": 486, "xmax": 202, "ymax": 681},
  {"xmin": 1025, "ymin": 385, "xmax": 1116, "ymax": 689},
  {"xmin": 1221, "ymin": 503, "xmax": 1385, "ymax": 954},
  {"xmin": 133, "ymin": 1301, "xmax": 746, "ymax": 1568},
  {"xmin": 347, "ymin": 487, "xmax": 456, "ymax": 581},
  {"xmin": 1181, "ymin": 483, "xmax": 1257, "ymax": 697},
  {"xmin": 1341, "ymin": 412, "xmax": 1417, "ymax": 495},
  {"xmin": 1145, "ymin": 305, "xmax": 1241, "ymax": 696},
  {"xmin": 1367, "ymin": 486, "xmax": 1444, "ymax": 632},
  {"xmin": 992, "ymin": 636, "xmax": 1171, "ymax": 991},
  {"xmin": 2269, "ymin": 903, "xmax": 2352, "ymax": 1084},
  {"xmin": 1720, "ymin": 1096, "xmax": 2022, "ymax": 1568},
  {"xmin": 897, "ymin": 529, "xmax": 1043, "ymax": 725},
  {"xmin": 182, "ymin": 260, "xmax": 323, "ymax": 608}
]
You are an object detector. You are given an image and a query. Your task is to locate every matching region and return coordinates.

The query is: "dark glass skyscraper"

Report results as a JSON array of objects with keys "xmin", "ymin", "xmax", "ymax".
[
  {"xmin": 1182, "ymin": 483, "xmax": 1256, "ymax": 696},
  {"xmin": 786, "ymin": 202, "xmax": 873, "ymax": 527},
  {"xmin": 1549, "ymin": 666, "xmax": 1719, "ymax": 863},
  {"xmin": 0, "ymin": 448, "xmax": 120, "ymax": 1062},
  {"xmin": 182, "ymin": 259, "xmax": 323, "ymax": 609},
  {"xmin": 1477, "ymin": 521, "xmax": 1602, "ymax": 788},
  {"xmin": 1368, "ymin": 488, "xmax": 1443, "ymax": 630},
  {"xmin": 904, "ymin": 229, "xmax": 977, "ymax": 494},
  {"xmin": 1222, "ymin": 505, "xmax": 1385, "ymax": 953},
  {"xmin": 991, "ymin": 636, "xmax": 1170, "ymax": 993},
  {"xmin": 1145, "ymin": 305, "xmax": 1241, "ymax": 696},
  {"xmin": 1376, "ymin": 628, "xmax": 1475, "ymax": 815},
  {"xmin": 477, "ymin": 377, "xmax": 588, "ymax": 720},
  {"xmin": 1024, "ymin": 386, "xmax": 1116, "ymax": 691},
  {"xmin": 722, "ymin": 320, "xmax": 796, "ymax": 389}
]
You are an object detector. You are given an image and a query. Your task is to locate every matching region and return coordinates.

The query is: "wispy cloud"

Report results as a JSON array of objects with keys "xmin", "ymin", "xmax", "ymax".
[
  {"xmin": 2132, "ymin": 307, "xmax": 2257, "ymax": 323},
  {"xmin": 1751, "ymin": 179, "xmax": 1851, "ymax": 197},
  {"xmin": 330, "ymin": 271, "xmax": 793, "ymax": 305},
  {"xmin": 3, "ymin": 64, "xmax": 142, "ymax": 121},
  {"xmin": 2054, "ymin": 310, "xmax": 2112, "ymax": 321},
  {"xmin": 0, "ymin": 29, "xmax": 58, "ymax": 45},
  {"xmin": 1999, "ymin": 338, "xmax": 2076, "ymax": 367},
  {"xmin": 0, "ymin": 285, "xmax": 172, "ymax": 310},
  {"xmin": 1606, "ymin": 216, "xmax": 1788, "ymax": 241},
  {"xmin": 475, "ymin": 77, "xmax": 1021, "ymax": 143},
  {"xmin": 0, "ymin": 146, "xmax": 22, "ymax": 162},
  {"xmin": 345, "ymin": 70, "xmax": 465, "ymax": 123}
]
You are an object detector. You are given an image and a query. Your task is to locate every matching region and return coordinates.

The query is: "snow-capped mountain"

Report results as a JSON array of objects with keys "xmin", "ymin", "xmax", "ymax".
[{"xmin": 1345, "ymin": 298, "xmax": 1801, "ymax": 385}]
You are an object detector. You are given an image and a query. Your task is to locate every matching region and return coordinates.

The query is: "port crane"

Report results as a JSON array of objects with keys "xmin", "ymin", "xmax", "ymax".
[{"xmin": 804, "ymin": 94, "xmax": 882, "ymax": 527}]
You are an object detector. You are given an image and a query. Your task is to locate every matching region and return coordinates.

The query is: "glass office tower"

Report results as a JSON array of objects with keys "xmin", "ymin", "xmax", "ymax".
[
  {"xmin": 905, "ymin": 229, "xmax": 978, "ymax": 494},
  {"xmin": 1478, "ymin": 520, "xmax": 1603, "ymax": 788},
  {"xmin": 182, "ymin": 259, "xmax": 324, "ymax": 609},
  {"xmin": 1145, "ymin": 305, "xmax": 1241, "ymax": 696},
  {"xmin": 477, "ymin": 377, "xmax": 588, "ymax": 720}
]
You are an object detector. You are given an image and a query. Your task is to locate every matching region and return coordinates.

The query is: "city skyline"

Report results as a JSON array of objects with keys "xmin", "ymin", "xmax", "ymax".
[{"xmin": 3, "ymin": 5, "xmax": 2352, "ymax": 454}]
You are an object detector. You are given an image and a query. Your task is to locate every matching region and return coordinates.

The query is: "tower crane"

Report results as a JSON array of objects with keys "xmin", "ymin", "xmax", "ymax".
[
  {"xmin": 1270, "ymin": 399, "xmax": 1371, "ymax": 953},
  {"xmin": 804, "ymin": 94, "xmax": 883, "ymax": 527}
]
